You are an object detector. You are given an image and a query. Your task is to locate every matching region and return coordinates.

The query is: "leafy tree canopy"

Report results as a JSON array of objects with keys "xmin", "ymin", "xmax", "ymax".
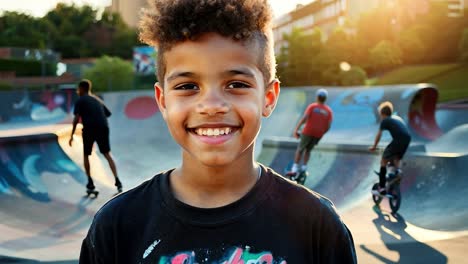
[
  {"xmin": 83, "ymin": 56, "xmax": 133, "ymax": 92},
  {"xmin": 0, "ymin": 4, "xmax": 139, "ymax": 59}
]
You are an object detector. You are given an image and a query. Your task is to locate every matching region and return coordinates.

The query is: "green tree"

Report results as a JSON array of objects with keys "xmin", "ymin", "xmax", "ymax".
[
  {"xmin": 0, "ymin": 12, "xmax": 55, "ymax": 48},
  {"xmin": 325, "ymin": 27, "xmax": 355, "ymax": 64},
  {"xmin": 83, "ymin": 56, "xmax": 134, "ymax": 91},
  {"xmin": 44, "ymin": 3, "xmax": 96, "ymax": 57},
  {"xmin": 369, "ymin": 41, "xmax": 402, "ymax": 73},
  {"xmin": 82, "ymin": 11, "xmax": 138, "ymax": 59},
  {"xmin": 413, "ymin": 2, "xmax": 467, "ymax": 63},
  {"xmin": 43, "ymin": 4, "xmax": 138, "ymax": 59},
  {"xmin": 459, "ymin": 28, "xmax": 468, "ymax": 62},
  {"xmin": 277, "ymin": 27, "xmax": 323, "ymax": 86},
  {"xmin": 321, "ymin": 65, "xmax": 367, "ymax": 86},
  {"xmin": 340, "ymin": 66, "xmax": 367, "ymax": 86},
  {"xmin": 398, "ymin": 27, "xmax": 427, "ymax": 64}
]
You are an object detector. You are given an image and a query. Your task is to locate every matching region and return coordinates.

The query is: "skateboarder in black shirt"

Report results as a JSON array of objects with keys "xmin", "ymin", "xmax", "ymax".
[
  {"xmin": 79, "ymin": 1, "xmax": 356, "ymax": 263},
  {"xmin": 69, "ymin": 79, "xmax": 122, "ymax": 196}
]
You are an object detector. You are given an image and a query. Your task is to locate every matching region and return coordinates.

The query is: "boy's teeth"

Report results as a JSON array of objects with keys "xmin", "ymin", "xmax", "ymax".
[{"xmin": 195, "ymin": 127, "xmax": 232, "ymax": 136}]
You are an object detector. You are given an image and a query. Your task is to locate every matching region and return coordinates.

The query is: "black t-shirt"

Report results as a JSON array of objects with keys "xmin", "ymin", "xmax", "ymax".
[
  {"xmin": 79, "ymin": 165, "xmax": 357, "ymax": 264},
  {"xmin": 380, "ymin": 115, "xmax": 411, "ymax": 143},
  {"xmin": 74, "ymin": 94, "xmax": 111, "ymax": 129}
]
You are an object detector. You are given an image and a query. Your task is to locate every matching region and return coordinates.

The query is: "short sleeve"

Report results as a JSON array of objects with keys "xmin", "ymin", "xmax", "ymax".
[
  {"xmin": 103, "ymin": 105, "xmax": 111, "ymax": 118},
  {"xmin": 314, "ymin": 198, "xmax": 357, "ymax": 263},
  {"xmin": 79, "ymin": 211, "xmax": 115, "ymax": 264},
  {"xmin": 79, "ymin": 234, "xmax": 100, "ymax": 264},
  {"xmin": 74, "ymin": 99, "xmax": 81, "ymax": 116},
  {"xmin": 305, "ymin": 104, "xmax": 314, "ymax": 116},
  {"xmin": 380, "ymin": 118, "xmax": 389, "ymax": 131}
]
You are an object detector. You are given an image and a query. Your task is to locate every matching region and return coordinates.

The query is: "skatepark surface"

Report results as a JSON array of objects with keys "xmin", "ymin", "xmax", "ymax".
[{"xmin": 1, "ymin": 86, "xmax": 467, "ymax": 263}]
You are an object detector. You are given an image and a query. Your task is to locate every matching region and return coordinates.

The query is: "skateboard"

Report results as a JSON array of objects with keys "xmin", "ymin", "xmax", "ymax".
[
  {"xmin": 284, "ymin": 160, "xmax": 308, "ymax": 185},
  {"xmin": 86, "ymin": 188, "xmax": 99, "ymax": 198}
]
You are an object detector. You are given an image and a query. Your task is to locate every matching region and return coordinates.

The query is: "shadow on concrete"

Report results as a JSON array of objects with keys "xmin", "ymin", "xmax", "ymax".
[
  {"xmin": 360, "ymin": 206, "xmax": 447, "ymax": 264},
  {"xmin": 0, "ymin": 197, "xmax": 94, "ymax": 252}
]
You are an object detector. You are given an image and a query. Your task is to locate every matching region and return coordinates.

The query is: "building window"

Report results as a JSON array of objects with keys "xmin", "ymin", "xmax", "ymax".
[{"xmin": 338, "ymin": 16, "xmax": 345, "ymax": 26}]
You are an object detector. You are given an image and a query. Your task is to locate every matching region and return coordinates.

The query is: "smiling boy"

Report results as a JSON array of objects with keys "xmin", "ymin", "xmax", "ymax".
[{"xmin": 79, "ymin": 0, "xmax": 356, "ymax": 263}]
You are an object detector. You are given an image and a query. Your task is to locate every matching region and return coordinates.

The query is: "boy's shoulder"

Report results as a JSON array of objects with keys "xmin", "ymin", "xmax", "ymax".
[
  {"xmin": 264, "ymin": 167, "xmax": 341, "ymax": 221},
  {"xmin": 265, "ymin": 167, "xmax": 352, "ymax": 249},
  {"xmin": 308, "ymin": 102, "xmax": 332, "ymax": 112},
  {"xmin": 91, "ymin": 171, "xmax": 169, "ymax": 226}
]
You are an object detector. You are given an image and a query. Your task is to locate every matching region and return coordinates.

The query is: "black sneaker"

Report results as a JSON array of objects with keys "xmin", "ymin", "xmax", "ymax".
[
  {"xmin": 86, "ymin": 182, "xmax": 95, "ymax": 190},
  {"xmin": 115, "ymin": 179, "xmax": 123, "ymax": 192}
]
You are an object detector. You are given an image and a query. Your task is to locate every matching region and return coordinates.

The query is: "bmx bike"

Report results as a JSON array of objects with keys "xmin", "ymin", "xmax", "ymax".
[{"xmin": 371, "ymin": 165, "xmax": 402, "ymax": 213}]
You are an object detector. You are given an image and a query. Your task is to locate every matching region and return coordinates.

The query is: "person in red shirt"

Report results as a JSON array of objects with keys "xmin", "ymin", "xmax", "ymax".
[{"xmin": 291, "ymin": 89, "xmax": 333, "ymax": 174}]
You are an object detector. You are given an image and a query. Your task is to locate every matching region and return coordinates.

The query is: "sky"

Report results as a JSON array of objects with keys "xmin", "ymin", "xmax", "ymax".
[{"xmin": 0, "ymin": 0, "xmax": 313, "ymax": 18}]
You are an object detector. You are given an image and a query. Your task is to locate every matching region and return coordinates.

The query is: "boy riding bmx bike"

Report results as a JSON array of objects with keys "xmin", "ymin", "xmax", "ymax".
[{"xmin": 369, "ymin": 101, "xmax": 411, "ymax": 195}]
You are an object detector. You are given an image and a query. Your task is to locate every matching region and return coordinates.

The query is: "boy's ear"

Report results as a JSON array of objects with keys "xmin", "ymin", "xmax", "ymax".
[
  {"xmin": 154, "ymin": 82, "xmax": 167, "ymax": 119},
  {"xmin": 263, "ymin": 79, "xmax": 280, "ymax": 117}
]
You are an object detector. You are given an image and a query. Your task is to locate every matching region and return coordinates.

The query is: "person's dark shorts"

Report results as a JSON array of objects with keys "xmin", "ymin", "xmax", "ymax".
[
  {"xmin": 298, "ymin": 134, "xmax": 321, "ymax": 152},
  {"xmin": 383, "ymin": 139, "xmax": 410, "ymax": 160},
  {"xmin": 82, "ymin": 126, "xmax": 110, "ymax": 156}
]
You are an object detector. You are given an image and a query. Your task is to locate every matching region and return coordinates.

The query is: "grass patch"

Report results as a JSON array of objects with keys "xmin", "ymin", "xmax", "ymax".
[
  {"xmin": 427, "ymin": 65, "xmax": 468, "ymax": 102},
  {"xmin": 375, "ymin": 64, "xmax": 461, "ymax": 85},
  {"xmin": 372, "ymin": 63, "xmax": 468, "ymax": 102}
]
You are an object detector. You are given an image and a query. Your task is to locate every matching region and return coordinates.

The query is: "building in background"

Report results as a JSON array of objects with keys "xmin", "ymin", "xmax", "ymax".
[
  {"xmin": 273, "ymin": 0, "xmax": 381, "ymax": 53},
  {"xmin": 0, "ymin": 47, "xmax": 76, "ymax": 90},
  {"xmin": 446, "ymin": 0, "xmax": 465, "ymax": 17},
  {"xmin": 273, "ymin": 0, "xmax": 467, "ymax": 53},
  {"xmin": 107, "ymin": 0, "xmax": 147, "ymax": 28}
]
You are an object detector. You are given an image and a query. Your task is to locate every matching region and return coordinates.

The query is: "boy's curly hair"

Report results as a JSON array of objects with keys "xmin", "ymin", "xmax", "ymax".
[{"xmin": 139, "ymin": 0, "xmax": 275, "ymax": 86}]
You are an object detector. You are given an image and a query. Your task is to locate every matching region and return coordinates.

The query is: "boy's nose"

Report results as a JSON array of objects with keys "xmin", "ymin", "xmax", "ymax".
[{"xmin": 196, "ymin": 90, "xmax": 229, "ymax": 116}]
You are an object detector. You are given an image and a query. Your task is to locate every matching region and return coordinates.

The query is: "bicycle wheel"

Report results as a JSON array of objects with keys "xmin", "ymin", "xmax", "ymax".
[
  {"xmin": 372, "ymin": 183, "xmax": 382, "ymax": 205},
  {"xmin": 389, "ymin": 184, "xmax": 401, "ymax": 213}
]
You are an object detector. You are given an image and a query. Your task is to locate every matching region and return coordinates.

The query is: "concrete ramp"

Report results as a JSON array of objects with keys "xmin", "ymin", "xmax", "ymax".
[
  {"xmin": 259, "ymin": 137, "xmax": 468, "ymax": 230},
  {"xmin": 0, "ymin": 127, "xmax": 117, "ymax": 261},
  {"xmin": 100, "ymin": 91, "xmax": 180, "ymax": 187},
  {"xmin": 425, "ymin": 124, "xmax": 468, "ymax": 154},
  {"xmin": 258, "ymin": 137, "xmax": 468, "ymax": 262}
]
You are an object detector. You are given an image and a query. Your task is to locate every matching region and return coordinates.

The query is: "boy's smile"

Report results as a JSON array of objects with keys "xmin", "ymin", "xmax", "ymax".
[{"xmin": 155, "ymin": 33, "xmax": 279, "ymax": 167}]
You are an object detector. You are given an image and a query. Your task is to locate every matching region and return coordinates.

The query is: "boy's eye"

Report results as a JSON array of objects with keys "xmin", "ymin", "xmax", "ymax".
[
  {"xmin": 227, "ymin": 82, "xmax": 251, "ymax": 89},
  {"xmin": 174, "ymin": 83, "xmax": 199, "ymax": 90}
]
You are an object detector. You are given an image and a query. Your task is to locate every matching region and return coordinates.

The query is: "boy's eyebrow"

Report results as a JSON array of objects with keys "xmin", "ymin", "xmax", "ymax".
[
  {"xmin": 166, "ymin": 71, "xmax": 197, "ymax": 82},
  {"xmin": 166, "ymin": 67, "xmax": 256, "ymax": 82},
  {"xmin": 225, "ymin": 68, "xmax": 256, "ymax": 78}
]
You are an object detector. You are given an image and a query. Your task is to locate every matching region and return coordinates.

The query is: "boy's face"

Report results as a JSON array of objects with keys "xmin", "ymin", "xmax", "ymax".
[{"xmin": 155, "ymin": 33, "xmax": 279, "ymax": 167}]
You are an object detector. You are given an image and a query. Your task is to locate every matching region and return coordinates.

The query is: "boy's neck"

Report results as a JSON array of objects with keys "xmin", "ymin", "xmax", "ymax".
[{"xmin": 169, "ymin": 156, "xmax": 260, "ymax": 208}]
